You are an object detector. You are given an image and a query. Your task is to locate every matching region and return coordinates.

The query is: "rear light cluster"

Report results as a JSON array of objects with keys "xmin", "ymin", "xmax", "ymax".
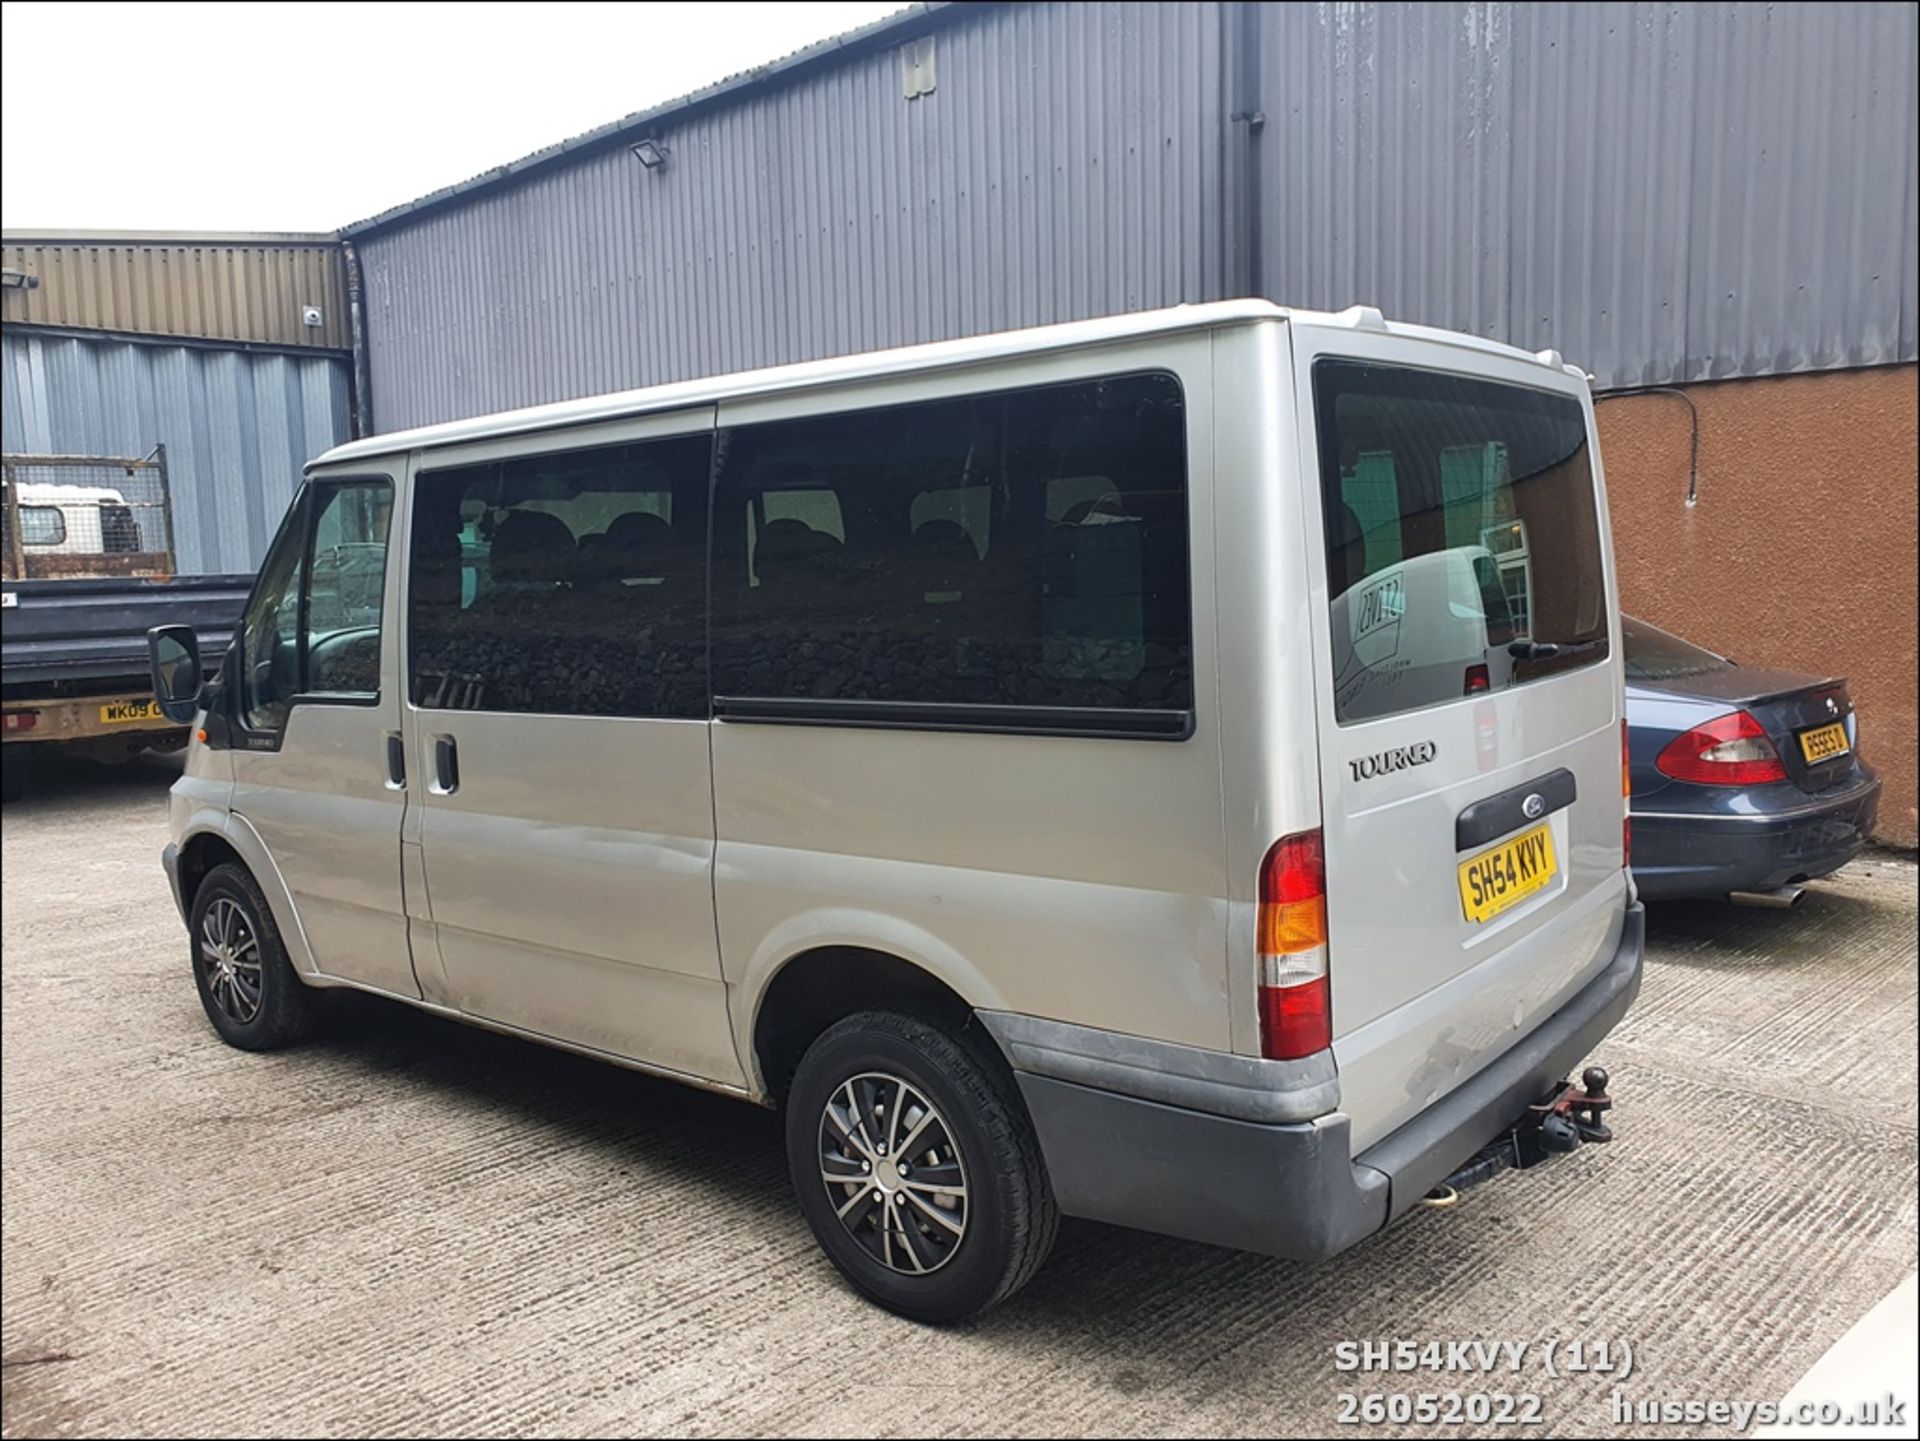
[
  {"xmin": 1257, "ymin": 829, "xmax": 1330, "ymax": 1060},
  {"xmin": 1621, "ymin": 718, "xmax": 1632, "ymax": 867},
  {"xmin": 1655, "ymin": 709, "xmax": 1788, "ymax": 787}
]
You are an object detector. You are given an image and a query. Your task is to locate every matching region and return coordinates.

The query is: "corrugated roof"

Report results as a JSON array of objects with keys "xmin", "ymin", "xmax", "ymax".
[{"xmin": 340, "ymin": 3, "xmax": 956, "ymax": 238}]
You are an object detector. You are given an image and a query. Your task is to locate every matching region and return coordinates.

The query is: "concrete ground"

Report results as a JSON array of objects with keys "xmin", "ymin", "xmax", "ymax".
[{"xmin": 3, "ymin": 754, "xmax": 1916, "ymax": 1439}]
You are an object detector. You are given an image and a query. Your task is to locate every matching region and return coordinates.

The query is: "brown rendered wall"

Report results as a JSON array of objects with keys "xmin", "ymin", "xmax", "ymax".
[{"xmin": 1595, "ymin": 364, "xmax": 1919, "ymax": 848}]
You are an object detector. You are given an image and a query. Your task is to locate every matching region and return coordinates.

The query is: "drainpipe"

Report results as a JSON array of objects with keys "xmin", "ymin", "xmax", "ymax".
[
  {"xmin": 342, "ymin": 239, "xmax": 374, "ymax": 439},
  {"xmin": 1223, "ymin": 1, "xmax": 1266, "ymax": 299}
]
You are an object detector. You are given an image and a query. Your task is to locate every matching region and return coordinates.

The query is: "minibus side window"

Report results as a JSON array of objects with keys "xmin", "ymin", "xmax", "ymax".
[
  {"xmin": 407, "ymin": 432, "xmax": 711, "ymax": 718},
  {"xmin": 710, "ymin": 372, "xmax": 1192, "ymax": 722}
]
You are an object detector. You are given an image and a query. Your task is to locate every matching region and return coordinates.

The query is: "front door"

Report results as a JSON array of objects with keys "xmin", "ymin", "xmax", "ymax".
[
  {"xmin": 401, "ymin": 411, "xmax": 741, "ymax": 1087},
  {"xmin": 227, "ymin": 468, "xmax": 417, "ymax": 997}
]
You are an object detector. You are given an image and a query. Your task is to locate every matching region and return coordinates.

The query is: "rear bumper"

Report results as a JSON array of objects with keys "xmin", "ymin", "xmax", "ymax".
[
  {"xmin": 1630, "ymin": 772, "xmax": 1881, "ymax": 901},
  {"xmin": 1, "ymin": 690, "xmax": 185, "ymax": 746},
  {"xmin": 994, "ymin": 903, "xmax": 1644, "ymax": 1261}
]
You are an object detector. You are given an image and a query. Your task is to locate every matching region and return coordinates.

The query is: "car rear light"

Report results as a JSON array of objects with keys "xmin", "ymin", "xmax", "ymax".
[
  {"xmin": 2, "ymin": 711, "xmax": 37, "ymax": 733},
  {"xmin": 1654, "ymin": 709, "xmax": 1789, "ymax": 786},
  {"xmin": 1464, "ymin": 663, "xmax": 1491, "ymax": 694},
  {"xmin": 1621, "ymin": 718, "xmax": 1632, "ymax": 866},
  {"xmin": 1257, "ymin": 829, "xmax": 1330, "ymax": 1060}
]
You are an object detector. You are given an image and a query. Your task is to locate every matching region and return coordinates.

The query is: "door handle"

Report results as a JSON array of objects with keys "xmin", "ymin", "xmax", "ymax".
[
  {"xmin": 384, "ymin": 730, "xmax": 407, "ymax": 789},
  {"xmin": 429, "ymin": 734, "xmax": 460, "ymax": 795}
]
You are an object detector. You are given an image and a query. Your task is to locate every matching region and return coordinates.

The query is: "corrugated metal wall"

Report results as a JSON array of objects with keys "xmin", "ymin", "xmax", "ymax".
[
  {"xmin": 354, "ymin": 0, "xmax": 1919, "ymax": 430},
  {"xmin": 360, "ymin": 1, "xmax": 1229, "ymax": 430},
  {"xmin": 1, "ymin": 331, "xmax": 350, "ymax": 575},
  {"xmin": 1256, "ymin": 1, "xmax": 1919, "ymax": 387},
  {"xmin": 2, "ymin": 238, "xmax": 349, "ymax": 350}
]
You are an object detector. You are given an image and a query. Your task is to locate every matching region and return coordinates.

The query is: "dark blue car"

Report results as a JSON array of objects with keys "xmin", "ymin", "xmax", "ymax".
[{"xmin": 1625, "ymin": 616, "xmax": 1881, "ymax": 904}]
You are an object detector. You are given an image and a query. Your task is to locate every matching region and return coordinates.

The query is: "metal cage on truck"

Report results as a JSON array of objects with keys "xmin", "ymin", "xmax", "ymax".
[{"xmin": 2, "ymin": 449, "xmax": 175, "ymax": 581}]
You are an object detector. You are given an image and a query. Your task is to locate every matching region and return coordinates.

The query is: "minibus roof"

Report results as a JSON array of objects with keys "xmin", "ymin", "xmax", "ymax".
[{"xmin": 312, "ymin": 300, "xmax": 1580, "ymax": 469}]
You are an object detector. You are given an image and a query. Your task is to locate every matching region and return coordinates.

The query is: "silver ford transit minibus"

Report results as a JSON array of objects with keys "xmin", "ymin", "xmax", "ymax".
[{"xmin": 151, "ymin": 301, "xmax": 1642, "ymax": 1322}]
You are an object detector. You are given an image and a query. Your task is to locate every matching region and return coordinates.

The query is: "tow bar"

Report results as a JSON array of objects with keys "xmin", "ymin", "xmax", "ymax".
[{"xmin": 1422, "ymin": 1067, "xmax": 1615, "ymax": 1208}]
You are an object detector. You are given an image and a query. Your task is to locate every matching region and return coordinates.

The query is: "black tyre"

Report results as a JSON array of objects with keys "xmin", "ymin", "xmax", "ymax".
[
  {"xmin": 187, "ymin": 863, "xmax": 323, "ymax": 1051},
  {"xmin": 786, "ymin": 1009, "xmax": 1058, "ymax": 1323}
]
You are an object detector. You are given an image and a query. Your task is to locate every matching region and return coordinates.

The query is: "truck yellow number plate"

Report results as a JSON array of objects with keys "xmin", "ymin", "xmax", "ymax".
[
  {"xmin": 1458, "ymin": 823, "xmax": 1557, "ymax": 924},
  {"xmin": 100, "ymin": 698, "xmax": 165, "ymax": 725},
  {"xmin": 1798, "ymin": 722, "xmax": 1850, "ymax": 765}
]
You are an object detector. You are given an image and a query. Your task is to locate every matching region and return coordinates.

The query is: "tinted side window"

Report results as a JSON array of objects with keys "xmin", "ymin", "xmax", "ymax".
[
  {"xmin": 711, "ymin": 373, "xmax": 1191, "ymax": 717},
  {"xmin": 408, "ymin": 433, "xmax": 711, "ymax": 718}
]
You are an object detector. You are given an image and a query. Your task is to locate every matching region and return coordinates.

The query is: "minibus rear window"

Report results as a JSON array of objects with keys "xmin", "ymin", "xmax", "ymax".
[{"xmin": 1313, "ymin": 361, "xmax": 1609, "ymax": 725}]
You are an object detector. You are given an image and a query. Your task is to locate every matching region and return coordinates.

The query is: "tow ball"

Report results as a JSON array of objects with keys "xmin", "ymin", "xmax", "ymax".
[
  {"xmin": 1423, "ymin": 1067, "xmax": 1615, "ymax": 1207},
  {"xmin": 1529, "ymin": 1065, "xmax": 1615, "ymax": 1157}
]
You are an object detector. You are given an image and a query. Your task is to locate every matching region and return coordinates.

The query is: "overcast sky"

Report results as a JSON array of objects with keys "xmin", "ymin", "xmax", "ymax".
[{"xmin": 0, "ymin": 0, "xmax": 905, "ymax": 233}]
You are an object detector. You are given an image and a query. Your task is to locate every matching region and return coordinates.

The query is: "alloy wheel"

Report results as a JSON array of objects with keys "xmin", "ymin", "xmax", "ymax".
[
  {"xmin": 199, "ymin": 896, "xmax": 263, "ymax": 1024},
  {"xmin": 818, "ymin": 1071, "xmax": 969, "ymax": 1275}
]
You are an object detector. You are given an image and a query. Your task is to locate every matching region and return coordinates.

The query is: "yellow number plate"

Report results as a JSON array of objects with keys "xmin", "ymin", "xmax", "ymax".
[
  {"xmin": 1798, "ymin": 721, "xmax": 1850, "ymax": 765},
  {"xmin": 1458, "ymin": 823, "xmax": 1558, "ymax": 924},
  {"xmin": 100, "ymin": 698, "xmax": 165, "ymax": 725}
]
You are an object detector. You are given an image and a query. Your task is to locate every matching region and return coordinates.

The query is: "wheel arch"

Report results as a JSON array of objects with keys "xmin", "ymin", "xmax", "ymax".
[
  {"xmin": 176, "ymin": 829, "xmax": 247, "ymax": 911},
  {"xmin": 178, "ymin": 816, "xmax": 319, "ymax": 975},
  {"xmin": 748, "ymin": 940, "xmax": 1015, "ymax": 1106}
]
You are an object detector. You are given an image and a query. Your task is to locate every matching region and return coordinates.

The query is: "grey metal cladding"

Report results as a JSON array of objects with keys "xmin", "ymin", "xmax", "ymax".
[
  {"xmin": 356, "ymin": 0, "xmax": 1229, "ymax": 431},
  {"xmin": 1, "ymin": 330, "xmax": 349, "ymax": 575},
  {"xmin": 1255, "ymin": 1, "xmax": 1917, "ymax": 388},
  {"xmin": 355, "ymin": 0, "xmax": 1918, "ymax": 430}
]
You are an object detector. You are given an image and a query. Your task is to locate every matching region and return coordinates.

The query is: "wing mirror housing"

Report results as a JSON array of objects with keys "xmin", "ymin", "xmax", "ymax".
[{"xmin": 147, "ymin": 624, "xmax": 205, "ymax": 725}]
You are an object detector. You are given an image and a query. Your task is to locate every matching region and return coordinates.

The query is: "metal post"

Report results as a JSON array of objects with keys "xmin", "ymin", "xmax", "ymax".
[
  {"xmin": 2, "ymin": 463, "xmax": 23, "ymax": 581},
  {"xmin": 151, "ymin": 443, "xmax": 176, "ymax": 575}
]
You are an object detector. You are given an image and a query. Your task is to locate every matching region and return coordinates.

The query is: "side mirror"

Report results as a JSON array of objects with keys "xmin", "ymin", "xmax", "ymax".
[{"xmin": 148, "ymin": 624, "xmax": 204, "ymax": 725}]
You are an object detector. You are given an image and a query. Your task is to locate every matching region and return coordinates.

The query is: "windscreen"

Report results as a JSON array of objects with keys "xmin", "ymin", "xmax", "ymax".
[
  {"xmin": 1314, "ymin": 360, "xmax": 1610, "ymax": 724},
  {"xmin": 1621, "ymin": 615, "xmax": 1733, "ymax": 680}
]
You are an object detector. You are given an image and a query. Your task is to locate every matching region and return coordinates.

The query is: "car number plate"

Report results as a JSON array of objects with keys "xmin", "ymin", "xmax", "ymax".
[
  {"xmin": 100, "ymin": 698, "xmax": 165, "ymax": 725},
  {"xmin": 1798, "ymin": 721, "xmax": 1850, "ymax": 764},
  {"xmin": 1458, "ymin": 823, "xmax": 1558, "ymax": 924}
]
